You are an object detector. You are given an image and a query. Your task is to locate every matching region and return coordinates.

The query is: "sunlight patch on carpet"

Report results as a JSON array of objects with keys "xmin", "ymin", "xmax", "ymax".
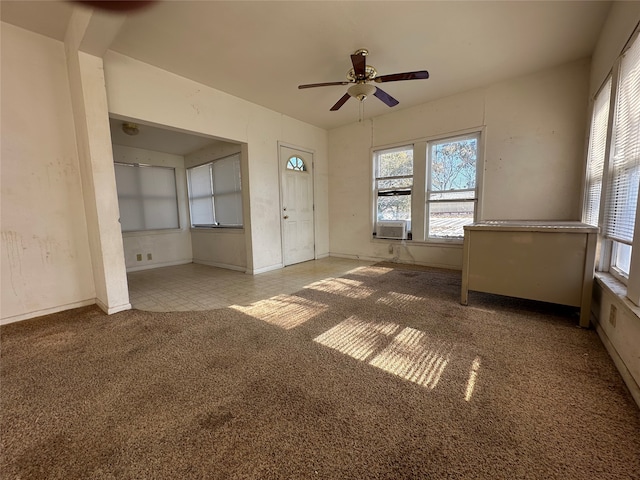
[
  {"xmin": 313, "ymin": 316, "xmax": 400, "ymax": 361},
  {"xmin": 315, "ymin": 319, "xmax": 454, "ymax": 390},
  {"xmin": 231, "ymin": 295, "xmax": 328, "ymax": 330},
  {"xmin": 369, "ymin": 328, "xmax": 452, "ymax": 389},
  {"xmin": 347, "ymin": 266, "xmax": 394, "ymax": 277},
  {"xmin": 305, "ymin": 278, "xmax": 375, "ymax": 299},
  {"xmin": 465, "ymin": 356, "xmax": 482, "ymax": 401},
  {"xmin": 375, "ymin": 291, "xmax": 425, "ymax": 309}
]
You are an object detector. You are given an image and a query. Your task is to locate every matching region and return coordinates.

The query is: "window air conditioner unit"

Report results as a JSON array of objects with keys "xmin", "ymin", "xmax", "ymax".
[{"xmin": 377, "ymin": 220, "xmax": 408, "ymax": 240}]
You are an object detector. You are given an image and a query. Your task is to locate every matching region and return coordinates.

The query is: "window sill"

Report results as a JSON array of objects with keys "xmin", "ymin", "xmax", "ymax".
[
  {"xmin": 595, "ymin": 272, "xmax": 640, "ymax": 319},
  {"xmin": 190, "ymin": 227, "xmax": 244, "ymax": 234},
  {"xmin": 371, "ymin": 237, "xmax": 463, "ymax": 248},
  {"xmin": 122, "ymin": 228, "xmax": 185, "ymax": 237}
]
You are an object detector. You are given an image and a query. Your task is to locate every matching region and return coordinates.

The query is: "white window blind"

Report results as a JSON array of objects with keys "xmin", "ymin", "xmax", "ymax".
[
  {"xmin": 188, "ymin": 163, "xmax": 215, "ymax": 226},
  {"xmin": 187, "ymin": 153, "xmax": 243, "ymax": 227},
  {"xmin": 583, "ymin": 77, "xmax": 611, "ymax": 227},
  {"xmin": 212, "ymin": 155, "xmax": 243, "ymax": 226},
  {"xmin": 114, "ymin": 163, "xmax": 179, "ymax": 232},
  {"xmin": 604, "ymin": 34, "xmax": 640, "ymax": 245}
]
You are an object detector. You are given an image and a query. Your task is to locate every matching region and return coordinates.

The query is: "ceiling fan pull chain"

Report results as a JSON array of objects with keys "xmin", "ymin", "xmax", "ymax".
[{"xmin": 358, "ymin": 100, "xmax": 364, "ymax": 123}]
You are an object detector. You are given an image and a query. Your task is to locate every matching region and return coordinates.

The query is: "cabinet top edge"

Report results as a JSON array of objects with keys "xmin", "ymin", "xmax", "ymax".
[{"xmin": 465, "ymin": 221, "xmax": 599, "ymax": 233}]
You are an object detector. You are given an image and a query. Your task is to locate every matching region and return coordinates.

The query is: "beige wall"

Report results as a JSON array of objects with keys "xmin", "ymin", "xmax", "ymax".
[
  {"xmin": 112, "ymin": 144, "xmax": 193, "ymax": 271},
  {"xmin": 328, "ymin": 58, "xmax": 590, "ymax": 268},
  {"xmin": 1, "ymin": 23, "xmax": 96, "ymax": 323},
  {"xmin": 590, "ymin": 1, "xmax": 640, "ymax": 97}
]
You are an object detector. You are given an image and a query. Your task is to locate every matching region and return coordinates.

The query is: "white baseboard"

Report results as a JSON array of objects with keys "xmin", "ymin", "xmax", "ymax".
[
  {"xmin": 1, "ymin": 298, "xmax": 96, "ymax": 325},
  {"xmin": 593, "ymin": 317, "xmax": 640, "ymax": 409},
  {"xmin": 328, "ymin": 252, "xmax": 460, "ymax": 271},
  {"xmin": 95, "ymin": 298, "xmax": 132, "ymax": 315},
  {"xmin": 328, "ymin": 252, "xmax": 381, "ymax": 262},
  {"xmin": 126, "ymin": 259, "xmax": 192, "ymax": 273},
  {"xmin": 193, "ymin": 259, "xmax": 247, "ymax": 272},
  {"xmin": 248, "ymin": 263, "xmax": 284, "ymax": 275}
]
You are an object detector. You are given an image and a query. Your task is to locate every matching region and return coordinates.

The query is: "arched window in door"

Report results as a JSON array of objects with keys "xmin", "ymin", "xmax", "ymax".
[{"xmin": 286, "ymin": 156, "xmax": 307, "ymax": 172}]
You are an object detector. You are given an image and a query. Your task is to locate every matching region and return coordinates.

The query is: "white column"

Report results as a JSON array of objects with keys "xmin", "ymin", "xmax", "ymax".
[{"xmin": 65, "ymin": 8, "xmax": 130, "ymax": 314}]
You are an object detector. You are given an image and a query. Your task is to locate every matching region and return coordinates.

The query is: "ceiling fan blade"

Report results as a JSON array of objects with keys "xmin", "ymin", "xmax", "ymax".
[
  {"xmin": 374, "ymin": 70, "xmax": 430, "ymax": 83},
  {"xmin": 351, "ymin": 53, "xmax": 367, "ymax": 78},
  {"xmin": 373, "ymin": 87, "xmax": 399, "ymax": 107},
  {"xmin": 330, "ymin": 93, "xmax": 351, "ymax": 111},
  {"xmin": 298, "ymin": 81, "xmax": 350, "ymax": 89}
]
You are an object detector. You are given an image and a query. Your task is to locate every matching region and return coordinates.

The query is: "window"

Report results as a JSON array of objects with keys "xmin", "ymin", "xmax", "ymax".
[
  {"xmin": 114, "ymin": 163, "xmax": 179, "ymax": 232},
  {"xmin": 372, "ymin": 132, "xmax": 481, "ymax": 242},
  {"xmin": 187, "ymin": 153, "xmax": 243, "ymax": 227},
  {"xmin": 374, "ymin": 145, "xmax": 413, "ymax": 230},
  {"xmin": 583, "ymin": 77, "xmax": 611, "ymax": 227},
  {"xmin": 287, "ymin": 156, "xmax": 307, "ymax": 171},
  {"xmin": 427, "ymin": 134, "xmax": 478, "ymax": 239},
  {"xmin": 601, "ymin": 32, "xmax": 640, "ymax": 280}
]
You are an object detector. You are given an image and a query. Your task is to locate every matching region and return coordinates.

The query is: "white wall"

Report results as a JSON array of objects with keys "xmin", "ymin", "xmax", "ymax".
[
  {"xmin": 1, "ymin": 23, "xmax": 96, "ymax": 323},
  {"xmin": 103, "ymin": 52, "xmax": 329, "ymax": 274},
  {"xmin": 328, "ymin": 58, "xmax": 590, "ymax": 268},
  {"xmin": 184, "ymin": 141, "xmax": 247, "ymax": 270},
  {"xmin": 590, "ymin": 1, "xmax": 640, "ymax": 97},
  {"xmin": 111, "ymin": 144, "xmax": 193, "ymax": 271},
  {"xmin": 588, "ymin": 2, "xmax": 640, "ymax": 406}
]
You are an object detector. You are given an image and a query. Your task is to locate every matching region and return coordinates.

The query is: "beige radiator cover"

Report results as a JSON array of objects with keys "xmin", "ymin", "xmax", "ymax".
[{"xmin": 461, "ymin": 221, "xmax": 598, "ymax": 327}]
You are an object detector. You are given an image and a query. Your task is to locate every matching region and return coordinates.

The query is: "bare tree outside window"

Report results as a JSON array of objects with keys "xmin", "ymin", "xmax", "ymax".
[
  {"xmin": 431, "ymin": 139, "xmax": 477, "ymax": 192},
  {"xmin": 428, "ymin": 136, "xmax": 478, "ymax": 239}
]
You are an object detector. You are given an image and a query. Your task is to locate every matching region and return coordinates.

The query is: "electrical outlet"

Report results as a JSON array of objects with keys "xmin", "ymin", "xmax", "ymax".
[
  {"xmin": 147, "ymin": 253, "xmax": 152, "ymax": 261},
  {"xmin": 609, "ymin": 304, "xmax": 617, "ymax": 327},
  {"xmin": 136, "ymin": 254, "xmax": 142, "ymax": 262}
]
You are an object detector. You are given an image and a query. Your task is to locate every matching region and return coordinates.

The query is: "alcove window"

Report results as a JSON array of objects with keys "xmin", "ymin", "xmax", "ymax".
[
  {"xmin": 187, "ymin": 153, "xmax": 243, "ymax": 227},
  {"xmin": 114, "ymin": 163, "xmax": 179, "ymax": 232}
]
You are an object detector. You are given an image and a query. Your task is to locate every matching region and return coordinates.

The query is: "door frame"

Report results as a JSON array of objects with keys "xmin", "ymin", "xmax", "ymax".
[{"xmin": 277, "ymin": 142, "xmax": 316, "ymax": 266}]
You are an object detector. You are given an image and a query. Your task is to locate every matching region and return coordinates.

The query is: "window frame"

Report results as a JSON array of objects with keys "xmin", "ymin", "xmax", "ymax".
[
  {"xmin": 371, "ymin": 128, "xmax": 484, "ymax": 244},
  {"xmin": 186, "ymin": 153, "xmax": 243, "ymax": 229},
  {"xmin": 426, "ymin": 132, "xmax": 481, "ymax": 241},
  {"xmin": 594, "ymin": 30, "xmax": 640, "ymax": 288},
  {"xmin": 372, "ymin": 144, "xmax": 414, "ymax": 237},
  {"xmin": 585, "ymin": 27, "xmax": 640, "ymax": 303}
]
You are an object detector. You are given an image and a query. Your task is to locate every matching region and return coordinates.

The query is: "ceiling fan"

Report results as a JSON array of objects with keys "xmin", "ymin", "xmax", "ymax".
[{"xmin": 298, "ymin": 49, "xmax": 429, "ymax": 111}]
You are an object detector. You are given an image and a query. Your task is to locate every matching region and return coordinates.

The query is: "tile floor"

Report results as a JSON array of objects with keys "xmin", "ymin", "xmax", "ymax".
[{"xmin": 127, "ymin": 257, "xmax": 375, "ymax": 312}]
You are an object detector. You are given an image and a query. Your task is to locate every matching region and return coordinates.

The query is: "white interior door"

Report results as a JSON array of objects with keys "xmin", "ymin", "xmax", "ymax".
[{"xmin": 280, "ymin": 145, "xmax": 315, "ymax": 266}]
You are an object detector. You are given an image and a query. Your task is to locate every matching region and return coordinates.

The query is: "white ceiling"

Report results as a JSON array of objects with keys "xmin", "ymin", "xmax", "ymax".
[
  {"xmin": 2, "ymin": 1, "xmax": 611, "ymax": 132},
  {"xmin": 108, "ymin": 117, "xmax": 228, "ymax": 155}
]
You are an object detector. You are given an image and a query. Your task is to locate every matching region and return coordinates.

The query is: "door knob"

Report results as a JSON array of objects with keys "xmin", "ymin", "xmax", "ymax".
[{"xmin": 283, "ymin": 215, "xmax": 289, "ymax": 219}]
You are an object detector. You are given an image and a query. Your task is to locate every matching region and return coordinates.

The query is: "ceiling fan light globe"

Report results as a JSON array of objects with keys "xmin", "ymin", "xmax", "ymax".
[{"xmin": 348, "ymin": 83, "xmax": 376, "ymax": 101}]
